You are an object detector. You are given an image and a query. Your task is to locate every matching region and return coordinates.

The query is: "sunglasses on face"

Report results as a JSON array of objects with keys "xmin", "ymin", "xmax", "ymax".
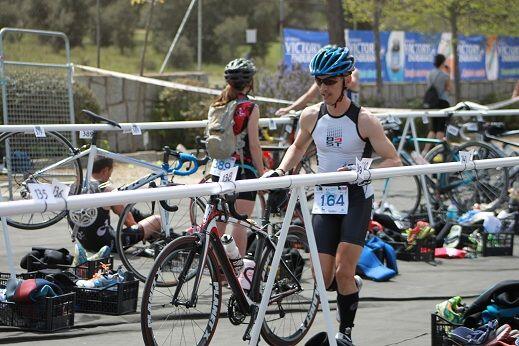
[{"xmin": 314, "ymin": 76, "xmax": 339, "ymax": 86}]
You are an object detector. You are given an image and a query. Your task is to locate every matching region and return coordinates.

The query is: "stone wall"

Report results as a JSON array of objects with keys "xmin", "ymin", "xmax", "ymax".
[
  {"xmin": 74, "ymin": 72, "xmax": 207, "ymax": 153},
  {"xmin": 74, "ymin": 72, "xmax": 516, "ymax": 152}
]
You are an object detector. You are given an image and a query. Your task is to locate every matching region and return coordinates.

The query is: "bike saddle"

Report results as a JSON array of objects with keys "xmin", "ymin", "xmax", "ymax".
[{"xmin": 81, "ymin": 109, "xmax": 122, "ymax": 128}]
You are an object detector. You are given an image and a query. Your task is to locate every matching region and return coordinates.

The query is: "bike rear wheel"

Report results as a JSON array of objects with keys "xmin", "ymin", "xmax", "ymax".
[
  {"xmin": 141, "ymin": 235, "xmax": 221, "ymax": 346},
  {"xmin": 0, "ymin": 131, "xmax": 82, "ymax": 229},
  {"xmin": 448, "ymin": 141, "xmax": 509, "ymax": 211},
  {"xmin": 258, "ymin": 225, "xmax": 318, "ymax": 345},
  {"xmin": 373, "ymin": 153, "xmax": 421, "ymax": 216}
]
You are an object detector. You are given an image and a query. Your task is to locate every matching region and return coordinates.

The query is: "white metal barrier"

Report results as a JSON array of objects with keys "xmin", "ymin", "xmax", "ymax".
[
  {"xmin": 1, "ymin": 157, "xmax": 518, "ymax": 345},
  {"xmin": 0, "ymin": 107, "xmax": 516, "ymax": 133}
]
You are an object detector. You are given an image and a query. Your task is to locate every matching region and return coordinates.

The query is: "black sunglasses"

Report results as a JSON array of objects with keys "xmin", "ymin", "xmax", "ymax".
[{"xmin": 314, "ymin": 76, "xmax": 339, "ymax": 86}]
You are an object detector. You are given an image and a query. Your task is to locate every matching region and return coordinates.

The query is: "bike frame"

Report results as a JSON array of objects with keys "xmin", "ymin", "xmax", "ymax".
[
  {"xmin": 173, "ymin": 196, "xmax": 304, "ymax": 340},
  {"xmin": 28, "ymin": 140, "xmax": 182, "ymax": 240}
]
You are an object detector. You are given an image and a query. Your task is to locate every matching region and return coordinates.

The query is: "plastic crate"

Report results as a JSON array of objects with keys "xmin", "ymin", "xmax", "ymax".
[
  {"xmin": 0, "ymin": 273, "xmax": 75, "ymax": 332},
  {"xmin": 482, "ymin": 232, "xmax": 514, "ymax": 257},
  {"xmin": 57, "ymin": 257, "xmax": 114, "ymax": 279},
  {"xmin": 391, "ymin": 237, "xmax": 436, "ymax": 262},
  {"xmin": 431, "ymin": 313, "xmax": 462, "ymax": 346},
  {"xmin": 74, "ymin": 279, "xmax": 139, "ymax": 315}
]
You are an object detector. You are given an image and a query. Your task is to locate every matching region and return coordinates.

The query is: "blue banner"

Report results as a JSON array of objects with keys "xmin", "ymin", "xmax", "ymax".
[
  {"xmin": 283, "ymin": 28, "xmax": 329, "ymax": 70},
  {"xmin": 345, "ymin": 29, "xmax": 386, "ymax": 82},
  {"xmin": 457, "ymin": 35, "xmax": 487, "ymax": 80},
  {"xmin": 283, "ymin": 28, "xmax": 519, "ymax": 81},
  {"xmin": 403, "ymin": 32, "xmax": 440, "ymax": 82},
  {"xmin": 497, "ymin": 36, "xmax": 519, "ymax": 79}
]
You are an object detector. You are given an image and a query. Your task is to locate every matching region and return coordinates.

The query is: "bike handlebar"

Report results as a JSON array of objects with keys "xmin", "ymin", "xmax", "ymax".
[
  {"xmin": 162, "ymin": 146, "xmax": 209, "ymax": 176},
  {"xmin": 225, "ymin": 195, "xmax": 248, "ymax": 221}
]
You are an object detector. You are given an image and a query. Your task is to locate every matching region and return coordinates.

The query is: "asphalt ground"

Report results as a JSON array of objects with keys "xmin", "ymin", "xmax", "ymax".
[{"xmin": 1, "ymin": 219, "xmax": 518, "ymax": 345}]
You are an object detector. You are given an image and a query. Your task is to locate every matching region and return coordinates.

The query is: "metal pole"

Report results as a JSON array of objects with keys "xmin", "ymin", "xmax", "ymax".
[
  {"xmin": 159, "ymin": 0, "xmax": 198, "ymax": 73},
  {"xmin": 96, "ymin": 0, "xmax": 101, "ymax": 68},
  {"xmin": 279, "ymin": 0, "xmax": 284, "ymax": 58},
  {"xmin": 409, "ymin": 118, "xmax": 435, "ymax": 223},
  {"xmin": 197, "ymin": 0, "xmax": 202, "ymax": 71},
  {"xmin": 297, "ymin": 187, "xmax": 337, "ymax": 346},
  {"xmin": 249, "ymin": 188, "xmax": 298, "ymax": 345},
  {"xmin": 139, "ymin": 0, "xmax": 156, "ymax": 76}
]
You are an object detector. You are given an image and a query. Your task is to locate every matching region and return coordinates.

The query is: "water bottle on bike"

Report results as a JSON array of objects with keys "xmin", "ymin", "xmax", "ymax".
[
  {"xmin": 221, "ymin": 234, "xmax": 244, "ymax": 276},
  {"xmin": 238, "ymin": 256, "xmax": 256, "ymax": 292}
]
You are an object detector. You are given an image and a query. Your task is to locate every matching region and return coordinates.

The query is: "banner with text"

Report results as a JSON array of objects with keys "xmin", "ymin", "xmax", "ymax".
[
  {"xmin": 283, "ymin": 28, "xmax": 519, "ymax": 81},
  {"xmin": 283, "ymin": 28, "xmax": 329, "ymax": 70}
]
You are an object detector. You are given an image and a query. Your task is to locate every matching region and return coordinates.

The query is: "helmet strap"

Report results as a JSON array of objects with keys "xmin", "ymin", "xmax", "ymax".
[{"xmin": 332, "ymin": 77, "xmax": 347, "ymax": 108}]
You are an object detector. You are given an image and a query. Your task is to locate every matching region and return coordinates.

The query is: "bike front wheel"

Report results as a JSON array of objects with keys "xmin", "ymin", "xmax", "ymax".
[
  {"xmin": 141, "ymin": 235, "xmax": 222, "ymax": 346},
  {"xmin": 0, "ymin": 131, "xmax": 82, "ymax": 229},
  {"xmin": 258, "ymin": 225, "xmax": 319, "ymax": 345}
]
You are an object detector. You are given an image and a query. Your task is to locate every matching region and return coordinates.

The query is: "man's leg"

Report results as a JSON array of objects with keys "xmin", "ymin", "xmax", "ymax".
[{"xmin": 335, "ymin": 242, "xmax": 363, "ymax": 334}]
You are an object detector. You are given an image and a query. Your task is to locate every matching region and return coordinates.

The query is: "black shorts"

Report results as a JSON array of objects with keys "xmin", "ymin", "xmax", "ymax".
[
  {"xmin": 212, "ymin": 166, "xmax": 257, "ymax": 201},
  {"xmin": 430, "ymin": 99, "xmax": 450, "ymax": 132},
  {"xmin": 312, "ymin": 185, "xmax": 373, "ymax": 255}
]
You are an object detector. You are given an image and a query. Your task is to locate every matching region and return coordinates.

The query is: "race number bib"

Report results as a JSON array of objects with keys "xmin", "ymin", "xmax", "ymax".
[
  {"xmin": 312, "ymin": 186, "xmax": 349, "ymax": 214},
  {"xmin": 219, "ymin": 166, "xmax": 239, "ymax": 183},
  {"xmin": 210, "ymin": 157, "xmax": 236, "ymax": 176}
]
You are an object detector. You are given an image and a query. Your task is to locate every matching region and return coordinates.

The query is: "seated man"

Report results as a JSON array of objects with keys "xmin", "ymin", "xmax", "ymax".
[{"xmin": 68, "ymin": 157, "xmax": 161, "ymax": 253}]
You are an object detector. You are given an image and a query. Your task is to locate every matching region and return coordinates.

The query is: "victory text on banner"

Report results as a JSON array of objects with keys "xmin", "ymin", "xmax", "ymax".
[{"xmin": 283, "ymin": 28, "xmax": 519, "ymax": 82}]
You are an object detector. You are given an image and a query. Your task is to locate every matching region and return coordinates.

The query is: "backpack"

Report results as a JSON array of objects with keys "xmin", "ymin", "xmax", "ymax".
[
  {"xmin": 206, "ymin": 99, "xmax": 247, "ymax": 160},
  {"xmin": 423, "ymin": 72, "xmax": 441, "ymax": 109}
]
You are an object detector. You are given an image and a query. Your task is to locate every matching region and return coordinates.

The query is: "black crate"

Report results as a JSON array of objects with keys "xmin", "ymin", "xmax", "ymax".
[
  {"xmin": 431, "ymin": 313, "xmax": 462, "ymax": 346},
  {"xmin": 57, "ymin": 257, "xmax": 114, "ymax": 279},
  {"xmin": 74, "ymin": 279, "xmax": 139, "ymax": 315},
  {"xmin": 0, "ymin": 273, "xmax": 75, "ymax": 332},
  {"xmin": 391, "ymin": 237, "xmax": 436, "ymax": 261},
  {"xmin": 482, "ymin": 232, "xmax": 514, "ymax": 257}
]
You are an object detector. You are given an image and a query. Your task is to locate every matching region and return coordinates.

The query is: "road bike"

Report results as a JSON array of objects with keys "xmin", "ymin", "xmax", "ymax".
[
  {"xmin": 377, "ymin": 116, "xmax": 509, "ymax": 220},
  {"xmin": 141, "ymin": 191, "xmax": 318, "ymax": 345}
]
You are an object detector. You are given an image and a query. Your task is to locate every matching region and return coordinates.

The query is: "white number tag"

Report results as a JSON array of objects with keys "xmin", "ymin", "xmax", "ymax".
[
  {"xmin": 131, "ymin": 124, "xmax": 142, "ymax": 135},
  {"xmin": 422, "ymin": 115, "xmax": 429, "ymax": 124},
  {"xmin": 477, "ymin": 115, "xmax": 484, "ymax": 122},
  {"xmin": 33, "ymin": 126, "xmax": 46, "ymax": 138},
  {"xmin": 355, "ymin": 157, "xmax": 373, "ymax": 181},
  {"xmin": 219, "ymin": 166, "xmax": 239, "ymax": 183},
  {"xmin": 51, "ymin": 179, "xmax": 71, "ymax": 199},
  {"xmin": 285, "ymin": 124, "xmax": 293, "ymax": 133},
  {"xmin": 79, "ymin": 130, "xmax": 94, "ymax": 139},
  {"xmin": 268, "ymin": 119, "xmax": 277, "ymax": 130},
  {"xmin": 210, "ymin": 157, "xmax": 236, "ymax": 176},
  {"xmin": 459, "ymin": 150, "xmax": 475, "ymax": 165},
  {"xmin": 27, "ymin": 183, "xmax": 55, "ymax": 201},
  {"xmin": 467, "ymin": 123, "xmax": 478, "ymax": 132},
  {"xmin": 447, "ymin": 124, "xmax": 460, "ymax": 136},
  {"xmin": 312, "ymin": 186, "xmax": 348, "ymax": 214}
]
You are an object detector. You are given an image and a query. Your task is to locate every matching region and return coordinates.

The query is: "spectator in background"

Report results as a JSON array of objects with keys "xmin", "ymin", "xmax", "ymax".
[
  {"xmin": 513, "ymin": 80, "xmax": 519, "ymax": 98},
  {"xmin": 422, "ymin": 54, "xmax": 452, "ymax": 154},
  {"xmin": 275, "ymin": 69, "xmax": 361, "ymax": 116}
]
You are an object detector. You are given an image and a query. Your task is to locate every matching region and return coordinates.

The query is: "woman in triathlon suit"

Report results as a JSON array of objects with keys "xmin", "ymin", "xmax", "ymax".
[
  {"xmin": 264, "ymin": 46, "xmax": 401, "ymax": 345},
  {"xmin": 210, "ymin": 58, "xmax": 265, "ymax": 256}
]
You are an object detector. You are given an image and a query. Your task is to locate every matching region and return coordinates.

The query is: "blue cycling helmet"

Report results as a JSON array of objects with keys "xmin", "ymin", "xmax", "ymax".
[{"xmin": 309, "ymin": 45, "xmax": 355, "ymax": 77}]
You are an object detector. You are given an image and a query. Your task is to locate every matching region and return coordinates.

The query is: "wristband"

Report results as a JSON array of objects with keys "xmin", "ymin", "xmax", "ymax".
[{"xmin": 277, "ymin": 168, "xmax": 286, "ymax": 175}]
